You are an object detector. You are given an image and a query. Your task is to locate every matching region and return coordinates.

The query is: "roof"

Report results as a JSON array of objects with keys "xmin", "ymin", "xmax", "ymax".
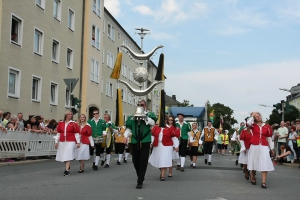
[
  {"xmin": 169, "ymin": 107, "xmax": 206, "ymax": 118},
  {"xmin": 165, "ymin": 94, "xmax": 180, "ymax": 106}
]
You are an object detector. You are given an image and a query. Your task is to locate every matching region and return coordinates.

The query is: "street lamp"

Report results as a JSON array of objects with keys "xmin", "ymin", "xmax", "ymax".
[
  {"xmin": 279, "ymin": 88, "xmax": 291, "ymax": 92},
  {"xmin": 135, "ymin": 28, "xmax": 150, "ymax": 52},
  {"xmin": 259, "ymin": 104, "xmax": 273, "ymax": 108}
]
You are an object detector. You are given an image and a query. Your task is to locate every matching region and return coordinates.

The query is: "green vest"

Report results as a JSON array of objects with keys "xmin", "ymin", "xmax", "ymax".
[
  {"xmin": 126, "ymin": 112, "xmax": 157, "ymax": 144},
  {"xmin": 176, "ymin": 121, "xmax": 191, "ymax": 140},
  {"xmin": 88, "ymin": 118, "xmax": 106, "ymax": 137}
]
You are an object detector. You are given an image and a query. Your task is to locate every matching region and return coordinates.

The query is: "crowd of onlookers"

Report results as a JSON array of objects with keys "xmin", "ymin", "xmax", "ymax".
[
  {"xmin": 0, "ymin": 110, "xmax": 59, "ymax": 134},
  {"xmin": 272, "ymin": 119, "xmax": 300, "ymax": 165}
]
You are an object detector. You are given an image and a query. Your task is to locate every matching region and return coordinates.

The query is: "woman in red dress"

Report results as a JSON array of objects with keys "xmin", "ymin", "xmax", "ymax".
[
  {"xmin": 75, "ymin": 114, "xmax": 94, "ymax": 173},
  {"xmin": 54, "ymin": 111, "xmax": 80, "ymax": 176},
  {"xmin": 247, "ymin": 112, "xmax": 274, "ymax": 189}
]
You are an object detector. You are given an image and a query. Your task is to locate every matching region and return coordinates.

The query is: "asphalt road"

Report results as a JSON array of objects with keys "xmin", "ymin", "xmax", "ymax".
[{"xmin": 0, "ymin": 153, "xmax": 299, "ymax": 200}]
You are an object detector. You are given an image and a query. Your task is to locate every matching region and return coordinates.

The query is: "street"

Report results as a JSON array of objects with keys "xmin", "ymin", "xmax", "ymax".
[{"xmin": 0, "ymin": 152, "xmax": 298, "ymax": 200}]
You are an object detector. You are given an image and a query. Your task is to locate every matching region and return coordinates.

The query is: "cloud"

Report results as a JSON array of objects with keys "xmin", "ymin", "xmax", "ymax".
[
  {"xmin": 104, "ymin": 0, "xmax": 120, "ymax": 18},
  {"xmin": 150, "ymin": 31, "xmax": 175, "ymax": 41},
  {"xmin": 276, "ymin": 0, "xmax": 300, "ymax": 23},
  {"xmin": 166, "ymin": 60, "xmax": 300, "ymax": 123},
  {"xmin": 229, "ymin": 10, "xmax": 269, "ymax": 27},
  {"xmin": 217, "ymin": 26, "xmax": 250, "ymax": 35},
  {"xmin": 133, "ymin": 0, "xmax": 209, "ymax": 24}
]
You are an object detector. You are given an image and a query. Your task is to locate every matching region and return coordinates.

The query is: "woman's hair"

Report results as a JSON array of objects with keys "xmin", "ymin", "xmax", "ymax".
[
  {"xmin": 253, "ymin": 112, "xmax": 262, "ymax": 123},
  {"xmin": 48, "ymin": 119, "xmax": 56, "ymax": 126},
  {"xmin": 168, "ymin": 116, "xmax": 176, "ymax": 128},
  {"xmin": 78, "ymin": 114, "xmax": 87, "ymax": 126},
  {"xmin": 64, "ymin": 110, "xmax": 72, "ymax": 121},
  {"xmin": 10, "ymin": 115, "xmax": 17, "ymax": 120},
  {"xmin": 291, "ymin": 126, "xmax": 296, "ymax": 132}
]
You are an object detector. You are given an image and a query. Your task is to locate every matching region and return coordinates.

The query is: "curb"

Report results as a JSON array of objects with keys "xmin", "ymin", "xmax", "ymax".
[
  {"xmin": 280, "ymin": 163, "xmax": 300, "ymax": 168},
  {"xmin": 0, "ymin": 159, "xmax": 54, "ymax": 167}
]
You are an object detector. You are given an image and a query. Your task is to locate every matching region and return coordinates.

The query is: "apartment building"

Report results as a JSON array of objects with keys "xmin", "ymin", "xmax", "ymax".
[
  {"xmin": 80, "ymin": 0, "xmax": 104, "ymax": 119},
  {"xmin": 0, "ymin": 0, "xmax": 83, "ymax": 120}
]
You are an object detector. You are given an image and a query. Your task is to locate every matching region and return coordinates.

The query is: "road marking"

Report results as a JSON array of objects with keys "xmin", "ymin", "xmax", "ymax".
[
  {"xmin": 137, "ymin": 197, "xmax": 144, "ymax": 199},
  {"xmin": 207, "ymin": 197, "xmax": 227, "ymax": 200}
]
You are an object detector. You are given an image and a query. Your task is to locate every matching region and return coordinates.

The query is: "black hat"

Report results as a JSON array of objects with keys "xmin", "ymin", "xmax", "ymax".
[{"xmin": 177, "ymin": 113, "xmax": 185, "ymax": 117}]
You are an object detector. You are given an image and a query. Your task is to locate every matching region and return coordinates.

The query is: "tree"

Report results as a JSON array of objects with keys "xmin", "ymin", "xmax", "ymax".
[
  {"xmin": 178, "ymin": 100, "xmax": 194, "ymax": 107},
  {"xmin": 206, "ymin": 102, "xmax": 238, "ymax": 131},
  {"xmin": 269, "ymin": 105, "xmax": 300, "ymax": 124}
]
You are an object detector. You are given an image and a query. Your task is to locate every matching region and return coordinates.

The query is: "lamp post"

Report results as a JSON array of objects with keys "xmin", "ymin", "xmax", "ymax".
[
  {"xmin": 259, "ymin": 104, "xmax": 273, "ymax": 108},
  {"xmin": 135, "ymin": 28, "xmax": 150, "ymax": 52}
]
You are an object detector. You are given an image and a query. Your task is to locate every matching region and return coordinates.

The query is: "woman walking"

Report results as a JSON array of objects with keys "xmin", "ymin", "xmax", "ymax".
[
  {"xmin": 247, "ymin": 112, "xmax": 274, "ymax": 189},
  {"xmin": 54, "ymin": 111, "xmax": 80, "ymax": 176},
  {"xmin": 149, "ymin": 124, "xmax": 179, "ymax": 181},
  {"xmin": 75, "ymin": 114, "xmax": 94, "ymax": 173}
]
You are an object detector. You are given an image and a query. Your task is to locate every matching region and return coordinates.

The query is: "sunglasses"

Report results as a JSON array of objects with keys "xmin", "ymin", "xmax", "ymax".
[{"xmin": 93, "ymin": 113, "xmax": 99, "ymax": 115}]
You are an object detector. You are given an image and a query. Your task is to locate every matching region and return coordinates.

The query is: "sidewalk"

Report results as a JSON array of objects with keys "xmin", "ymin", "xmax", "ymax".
[
  {"xmin": 281, "ymin": 162, "xmax": 300, "ymax": 168},
  {"xmin": 0, "ymin": 158, "xmax": 54, "ymax": 167}
]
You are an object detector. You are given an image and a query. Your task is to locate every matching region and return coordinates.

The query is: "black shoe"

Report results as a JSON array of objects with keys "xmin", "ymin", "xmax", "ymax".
[
  {"xmin": 193, "ymin": 166, "xmax": 196, "ymax": 168},
  {"xmin": 64, "ymin": 170, "xmax": 70, "ymax": 176},
  {"xmin": 176, "ymin": 165, "xmax": 180, "ymax": 170},
  {"xmin": 78, "ymin": 169, "xmax": 84, "ymax": 173},
  {"xmin": 190, "ymin": 163, "xmax": 193, "ymax": 167},
  {"xmin": 235, "ymin": 160, "xmax": 238, "ymax": 165},
  {"xmin": 101, "ymin": 160, "xmax": 106, "ymax": 166},
  {"xmin": 92, "ymin": 162, "xmax": 95, "ymax": 169},
  {"xmin": 240, "ymin": 164, "xmax": 244, "ymax": 168},
  {"xmin": 136, "ymin": 183, "xmax": 143, "ymax": 189},
  {"xmin": 124, "ymin": 159, "xmax": 127, "ymax": 163},
  {"xmin": 117, "ymin": 161, "xmax": 121, "ymax": 165},
  {"xmin": 180, "ymin": 167, "xmax": 184, "ymax": 172},
  {"xmin": 261, "ymin": 183, "xmax": 267, "ymax": 189},
  {"xmin": 208, "ymin": 162, "xmax": 211, "ymax": 165},
  {"xmin": 93, "ymin": 165, "xmax": 98, "ymax": 170},
  {"xmin": 205, "ymin": 159, "xmax": 207, "ymax": 164},
  {"xmin": 104, "ymin": 164, "xmax": 109, "ymax": 168}
]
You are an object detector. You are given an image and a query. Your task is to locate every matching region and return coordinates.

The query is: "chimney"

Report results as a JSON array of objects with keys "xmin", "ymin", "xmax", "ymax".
[{"xmin": 172, "ymin": 95, "xmax": 176, "ymax": 100}]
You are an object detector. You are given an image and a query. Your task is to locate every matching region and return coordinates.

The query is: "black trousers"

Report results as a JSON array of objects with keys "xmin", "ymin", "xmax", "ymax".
[
  {"xmin": 131, "ymin": 142, "xmax": 150, "ymax": 184},
  {"xmin": 190, "ymin": 146, "xmax": 198, "ymax": 156},
  {"xmin": 90, "ymin": 144, "xmax": 102, "ymax": 156},
  {"xmin": 179, "ymin": 139, "xmax": 188, "ymax": 157},
  {"xmin": 204, "ymin": 142, "xmax": 213, "ymax": 154},
  {"xmin": 115, "ymin": 143, "xmax": 125, "ymax": 154}
]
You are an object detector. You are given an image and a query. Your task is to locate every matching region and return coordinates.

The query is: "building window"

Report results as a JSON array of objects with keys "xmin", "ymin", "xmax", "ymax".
[
  {"xmin": 107, "ymin": 22, "xmax": 115, "ymax": 41},
  {"xmin": 32, "ymin": 76, "xmax": 41, "ymax": 102},
  {"xmin": 93, "ymin": 0, "xmax": 101, "ymax": 16},
  {"xmin": 102, "ymin": 47, "xmax": 105, "ymax": 64},
  {"xmin": 124, "ymin": 64, "xmax": 127, "ymax": 78},
  {"xmin": 97, "ymin": 0, "xmax": 101, "ymax": 16},
  {"xmin": 106, "ymin": 81, "xmax": 113, "ymax": 97},
  {"xmin": 53, "ymin": 0, "xmax": 61, "ymax": 21},
  {"xmin": 68, "ymin": 8, "xmax": 75, "ymax": 31},
  {"xmin": 34, "ymin": 28, "xmax": 43, "ymax": 55},
  {"xmin": 90, "ymin": 59, "xmax": 99, "ymax": 83},
  {"xmin": 8, "ymin": 67, "xmax": 21, "ymax": 98},
  {"xmin": 121, "ymin": 89, "xmax": 125, "ymax": 102},
  {"xmin": 106, "ymin": 51, "xmax": 114, "ymax": 69},
  {"xmin": 36, "ymin": 0, "xmax": 45, "ymax": 9},
  {"xmin": 96, "ymin": 27, "xmax": 100, "ymax": 49},
  {"xmin": 50, "ymin": 82, "xmax": 58, "ymax": 105},
  {"xmin": 66, "ymin": 48, "xmax": 73, "ymax": 69},
  {"xmin": 92, "ymin": 25, "xmax": 95, "ymax": 46},
  {"xmin": 118, "ymin": 32, "xmax": 121, "ymax": 39},
  {"xmin": 65, "ymin": 87, "xmax": 70, "ymax": 107},
  {"xmin": 128, "ymin": 92, "xmax": 132, "ymax": 104},
  {"xmin": 101, "ymin": 77, "xmax": 104, "ymax": 93},
  {"xmin": 11, "ymin": 14, "xmax": 23, "ymax": 46},
  {"xmin": 52, "ymin": 39, "xmax": 60, "ymax": 63},
  {"xmin": 92, "ymin": 0, "xmax": 96, "ymax": 13}
]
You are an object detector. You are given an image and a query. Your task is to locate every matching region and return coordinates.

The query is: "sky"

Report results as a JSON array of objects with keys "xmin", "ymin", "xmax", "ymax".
[{"xmin": 104, "ymin": 0, "xmax": 300, "ymax": 125}]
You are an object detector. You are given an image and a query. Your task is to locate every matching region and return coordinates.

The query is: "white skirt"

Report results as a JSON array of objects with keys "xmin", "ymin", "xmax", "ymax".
[
  {"xmin": 56, "ymin": 142, "xmax": 76, "ymax": 162},
  {"xmin": 172, "ymin": 150, "xmax": 179, "ymax": 160},
  {"xmin": 247, "ymin": 145, "xmax": 274, "ymax": 172},
  {"xmin": 75, "ymin": 143, "xmax": 90, "ymax": 160},
  {"xmin": 238, "ymin": 150, "xmax": 248, "ymax": 164},
  {"xmin": 149, "ymin": 143, "xmax": 173, "ymax": 168}
]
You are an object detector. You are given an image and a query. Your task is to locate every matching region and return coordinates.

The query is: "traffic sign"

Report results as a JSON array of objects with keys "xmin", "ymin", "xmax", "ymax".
[
  {"xmin": 64, "ymin": 78, "xmax": 79, "ymax": 93},
  {"xmin": 290, "ymin": 85, "xmax": 300, "ymax": 94}
]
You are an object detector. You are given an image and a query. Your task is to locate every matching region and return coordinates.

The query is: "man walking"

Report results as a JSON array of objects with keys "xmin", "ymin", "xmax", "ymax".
[
  {"xmin": 124, "ymin": 100, "xmax": 156, "ymax": 189},
  {"xmin": 200, "ymin": 121, "xmax": 219, "ymax": 165},
  {"xmin": 176, "ymin": 113, "xmax": 191, "ymax": 171}
]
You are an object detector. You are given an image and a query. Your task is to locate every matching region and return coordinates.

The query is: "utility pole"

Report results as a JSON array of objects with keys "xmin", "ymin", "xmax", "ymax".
[{"xmin": 281, "ymin": 100, "xmax": 285, "ymax": 121}]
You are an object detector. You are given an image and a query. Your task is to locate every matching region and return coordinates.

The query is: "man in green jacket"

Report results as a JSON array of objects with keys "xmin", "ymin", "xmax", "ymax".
[
  {"xmin": 87, "ymin": 109, "xmax": 106, "ymax": 170},
  {"xmin": 176, "ymin": 113, "xmax": 191, "ymax": 171},
  {"xmin": 124, "ymin": 100, "xmax": 157, "ymax": 189}
]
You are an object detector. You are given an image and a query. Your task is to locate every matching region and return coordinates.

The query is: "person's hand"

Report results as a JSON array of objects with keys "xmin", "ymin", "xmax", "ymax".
[
  {"xmin": 175, "ymin": 148, "xmax": 179, "ymax": 152},
  {"xmin": 54, "ymin": 143, "xmax": 58, "ymax": 149},
  {"xmin": 123, "ymin": 137, "xmax": 128, "ymax": 144},
  {"xmin": 76, "ymin": 143, "xmax": 80, "ymax": 148},
  {"xmin": 271, "ymin": 149, "xmax": 275, "ymax": 157},
  {"xmin": 243, "ymin": 149, "xmax": 247, "ymax": 153},
  {"xmin": 150, "ymin": 143, "xmax": 153, "ymax": 148}
]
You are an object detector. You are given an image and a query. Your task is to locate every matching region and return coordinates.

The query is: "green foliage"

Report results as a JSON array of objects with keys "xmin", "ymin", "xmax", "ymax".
[
  {"xmin": 206, "ymin": 102, "xmax": 237, "ymax": 131},
  {"xmin": 178, "ymin": 100, "xmax": 194, "ymax": 107},
  {"xmin": 269, "ymin": 105, "xmax": 300, "ymax": 124}
]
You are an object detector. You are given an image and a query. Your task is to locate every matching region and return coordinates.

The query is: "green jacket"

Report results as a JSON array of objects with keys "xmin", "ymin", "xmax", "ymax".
[
  {"xmin": 176, "ymin": 121, "xmax": 191, "ymax": 140},
  {"xmin": 88, "ymin": 118, "xmax": 106, "ymax": 137},
  {"xmin": 126, "ymin": 112, "xmax": 157, "ymax": 144}
]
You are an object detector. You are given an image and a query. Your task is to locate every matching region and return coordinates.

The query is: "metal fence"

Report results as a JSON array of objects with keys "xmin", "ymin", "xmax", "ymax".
[{"xmin": 0, "ymin": 131, "xmax": 57, "ymax": 159}]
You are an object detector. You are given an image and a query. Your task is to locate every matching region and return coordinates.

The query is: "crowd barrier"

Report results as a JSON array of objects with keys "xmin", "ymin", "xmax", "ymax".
[{"xmin": 0, "ymin": 131, "xmax": 57, "ymax": 159}]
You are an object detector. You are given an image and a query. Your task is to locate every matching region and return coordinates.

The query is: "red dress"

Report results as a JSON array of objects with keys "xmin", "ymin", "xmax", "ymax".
[
  {"xmin": 80, "ymin": 124, "xmax": 92, "ymax": 145},
  {"xmin": 56, "ymin": 121, "xmax": 80, "ymax": 143}
]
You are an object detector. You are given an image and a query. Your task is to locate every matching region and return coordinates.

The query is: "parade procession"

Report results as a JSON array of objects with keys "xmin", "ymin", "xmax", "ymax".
[{"xmin": 1, "ymin": 0, "xmax": 300, "ymax": 200}]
